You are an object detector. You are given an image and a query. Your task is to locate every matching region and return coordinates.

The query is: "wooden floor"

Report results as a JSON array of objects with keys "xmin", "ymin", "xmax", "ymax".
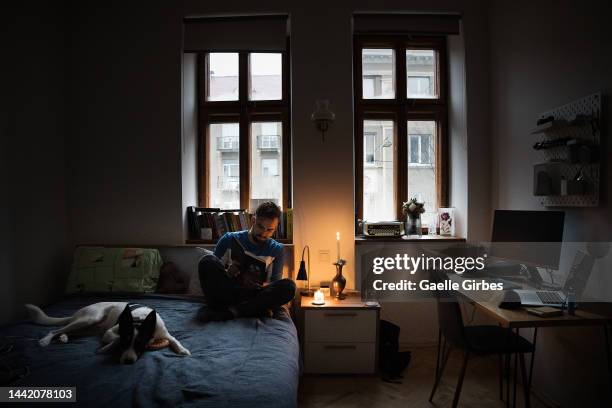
[{"xmin": 298, "ymin": 346, "xmax": 547, "ymax": 408}]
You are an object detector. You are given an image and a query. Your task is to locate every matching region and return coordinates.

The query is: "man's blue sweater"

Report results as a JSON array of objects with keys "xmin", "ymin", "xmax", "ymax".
[{"xmin": 214, "ymin": 230, "xmax": 285, "ymax": 282}]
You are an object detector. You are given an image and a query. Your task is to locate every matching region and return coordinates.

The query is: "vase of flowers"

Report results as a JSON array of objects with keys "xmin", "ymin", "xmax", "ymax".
[{"xmin": 402, "ymin": 198, "xmax": 425, "ymax": 236}]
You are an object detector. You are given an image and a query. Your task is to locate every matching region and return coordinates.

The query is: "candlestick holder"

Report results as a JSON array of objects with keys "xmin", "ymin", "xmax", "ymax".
[{"xmin": 332, "ymin": 259, "xmax": 347, "ymax": 300}]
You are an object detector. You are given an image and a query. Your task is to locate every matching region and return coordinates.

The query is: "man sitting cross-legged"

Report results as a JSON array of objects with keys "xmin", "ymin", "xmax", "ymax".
[{"xmin": 197, "ymin": 201, "xmax": 295, "ymax": 322}]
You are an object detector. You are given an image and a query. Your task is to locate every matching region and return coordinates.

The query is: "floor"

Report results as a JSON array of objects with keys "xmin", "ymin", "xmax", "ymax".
[{"xmin": 298, "ymin": 346, "xmax": 547, "ymax": 408}]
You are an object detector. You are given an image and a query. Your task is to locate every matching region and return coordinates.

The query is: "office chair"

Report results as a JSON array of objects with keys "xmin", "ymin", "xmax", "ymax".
[{"xmin": 429, "ymin": 271, "xmax": 535, "ymax": 408}]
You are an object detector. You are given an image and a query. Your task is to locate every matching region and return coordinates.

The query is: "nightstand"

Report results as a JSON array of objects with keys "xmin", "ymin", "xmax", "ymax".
[{"xmin": 300, "ymin": 294, "xmax": 380, "ymax": 374}]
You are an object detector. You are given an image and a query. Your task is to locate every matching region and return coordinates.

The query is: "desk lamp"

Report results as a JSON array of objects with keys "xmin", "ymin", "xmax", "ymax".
[{"xmin": 297, "ymin": 245, "xmax": 314, "ymax": 296}]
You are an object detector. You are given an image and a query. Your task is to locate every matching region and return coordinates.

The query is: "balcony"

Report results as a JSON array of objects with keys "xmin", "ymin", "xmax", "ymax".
[
  {"xmin": 218, "ymin": 176, "xmax": 239, "ymax": 191},
  {"xmin": 216, "ymin": 136, "xmax": 239, "ymax": 151},
  {"xmin": 257, "ymin": 134, "xmax": 280, "ymax": 151}
]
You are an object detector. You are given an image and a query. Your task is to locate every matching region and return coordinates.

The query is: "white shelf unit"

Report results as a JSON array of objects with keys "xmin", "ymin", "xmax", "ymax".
[{"xmin": 532, "ymin": 93, "xmax": 601, "ymax": 207}]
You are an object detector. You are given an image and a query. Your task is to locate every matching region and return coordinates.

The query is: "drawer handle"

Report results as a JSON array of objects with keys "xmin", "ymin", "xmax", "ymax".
[
  {"xmin": 323, "ymin": 312, "xmax": 358, "ymax": 317},
  {"xmin": 323, "ymin": 345, "xmax": 357, "ymax": 350}
]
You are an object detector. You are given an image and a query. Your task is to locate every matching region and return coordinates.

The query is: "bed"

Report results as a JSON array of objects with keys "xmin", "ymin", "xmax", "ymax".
[{"xmin": 1, "ymin": 293, "xmax": 299, "ymax": 407}]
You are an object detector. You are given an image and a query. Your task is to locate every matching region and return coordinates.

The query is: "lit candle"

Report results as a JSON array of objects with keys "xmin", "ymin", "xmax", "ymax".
[
  {"xmin": 313, "ymin": 289, "xmax": 325, "ymax": 305},
  {"xmin": 336, "ymin": 232, "xmax": 340, "ymax": 261}
]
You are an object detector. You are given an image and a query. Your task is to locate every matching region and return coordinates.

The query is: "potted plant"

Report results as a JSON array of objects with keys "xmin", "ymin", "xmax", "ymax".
[{"xmin": 402, "ymin": 198, "xmax": 425, "ymax": 236}]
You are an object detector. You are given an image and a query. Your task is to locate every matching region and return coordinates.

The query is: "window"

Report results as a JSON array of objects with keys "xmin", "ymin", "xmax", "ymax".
[
  {"xmin": 406, "ymin": 49, "xmax": 438, "ymax": 98},
  {"xmin": 362, "ymin": 49, "xmax": 395, "ymax": 99},
  {"xmin": 363, "ymin": 120, "xmax": 395, "ymax": 222},
  {"xmin": 207, "ymin": 53, "xmax": 239, "ymax": 101},
  {"xmin": 250, "ymin": 122, "xmax": 282, "ymax": 209},
  {"xmin": 209, "ymin": 123, "xmax": 240, "ymax": 209},
  {"xmin": 355, "ymin": 36, "xmax": 448, "ymax": 222},
  {"xmin": 198, "ymin": 51, "xmax": 290, "ymax": 211},
  {"xmin": 249, "ymin": 53, "xmax": 282, "ymax": 101}
]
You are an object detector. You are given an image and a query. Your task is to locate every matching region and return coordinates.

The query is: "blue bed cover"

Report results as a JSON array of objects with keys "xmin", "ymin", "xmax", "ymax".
[{"xmin": 1, "ymin": 294, "xmax": 299, "ymax": 408}]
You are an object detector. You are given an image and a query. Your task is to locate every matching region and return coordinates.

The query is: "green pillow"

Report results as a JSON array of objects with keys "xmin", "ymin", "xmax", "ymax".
[{"xmin": 66, "ymin": 247, "xmax": 162, "ymax": 294}]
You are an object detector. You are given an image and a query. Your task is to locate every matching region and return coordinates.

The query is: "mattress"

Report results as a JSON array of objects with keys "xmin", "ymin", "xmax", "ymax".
[{"xmin": 1, "ymin": 294, "xmax": 299, "ymax": 408}]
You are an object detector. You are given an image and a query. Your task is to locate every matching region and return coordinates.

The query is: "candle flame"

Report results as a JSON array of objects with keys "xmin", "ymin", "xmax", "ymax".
[{"xmin": 336, "ymin": 232, "xmax": 340, "ymax": 240}]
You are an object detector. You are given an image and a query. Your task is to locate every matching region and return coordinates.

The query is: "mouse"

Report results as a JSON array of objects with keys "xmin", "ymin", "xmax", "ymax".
[{"xmin": 498, "ymin": 290, "xmax": 522, "ymax": 309}]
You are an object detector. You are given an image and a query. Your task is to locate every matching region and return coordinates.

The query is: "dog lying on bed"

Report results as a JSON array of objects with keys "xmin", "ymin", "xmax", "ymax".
[{"xmin": 25, "ymin": 302, "xmax": 190, "ymax": 364}]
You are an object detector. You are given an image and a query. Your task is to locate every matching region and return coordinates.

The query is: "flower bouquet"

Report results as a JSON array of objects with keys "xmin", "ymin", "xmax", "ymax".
[{"xmin": 402, "ymin": 198, "xmax": 425, "ymax": 236}]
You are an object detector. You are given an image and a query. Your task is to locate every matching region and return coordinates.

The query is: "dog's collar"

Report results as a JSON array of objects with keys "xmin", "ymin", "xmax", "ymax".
[{"xmin": 116, "ymin": 303, "xmax": 152, "ymax": 326}]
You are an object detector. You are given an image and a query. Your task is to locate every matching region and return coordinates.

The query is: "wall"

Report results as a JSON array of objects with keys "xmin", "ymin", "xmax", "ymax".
[
  {"xmin": 1, "ymin": 2, "xmax": 69, "ymax": 323},
  {"xmin": 66, "ymin": 2, "xmax": 185, "ymax": 246},
  {"xmin": 67, "ymin": 0, "xmax": 489, "ymax": 277},
  {"xmin": 181, "ymin": 53, "xmax": 198, "ymax": 240},
  {"xmin": 57, "ymin": 0, "xmax": 490, "ymax": 342},
  {"xmin": 489, "ymin": 0, "xmax": 612, "ymax": 405}
]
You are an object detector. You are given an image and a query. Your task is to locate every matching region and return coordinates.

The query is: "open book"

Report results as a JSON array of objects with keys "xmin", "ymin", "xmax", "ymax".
[{"xmin": 227, "ymin": 236, "xmax": 274, "ymax": 284}]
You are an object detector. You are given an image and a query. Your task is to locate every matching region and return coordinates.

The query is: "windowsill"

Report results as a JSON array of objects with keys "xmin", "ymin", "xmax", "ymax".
[
  {"xmin": 186, "ymin": 239, "xmax": 294, "ymax": 245},
  {"xmin": 354, "ymin": 235, "xmax": 465, "ymax": 244}
]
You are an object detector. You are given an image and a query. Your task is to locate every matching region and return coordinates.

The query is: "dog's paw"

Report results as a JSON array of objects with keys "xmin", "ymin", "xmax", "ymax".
[
  {"xmin": 176, "ymin": 346, "xmax": 191, "ymax": 356},
  {"xmin": 58, "ymin": 334, "xmax": 68, "ymax": 343}
]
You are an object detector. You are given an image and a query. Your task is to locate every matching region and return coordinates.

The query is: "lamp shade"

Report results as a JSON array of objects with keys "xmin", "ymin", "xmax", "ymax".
[{"xmin": 297, "ymin": 260, "xmax": 307, "ymax": 281}]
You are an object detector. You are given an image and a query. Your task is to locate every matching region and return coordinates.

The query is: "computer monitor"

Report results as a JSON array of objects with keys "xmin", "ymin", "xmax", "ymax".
[{"xmin": 490, "ymin": 210, "xmax": 565, "ymax": 269}]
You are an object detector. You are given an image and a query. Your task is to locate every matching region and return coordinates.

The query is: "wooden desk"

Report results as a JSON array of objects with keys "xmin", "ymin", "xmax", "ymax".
[
  {"xmin": 452, "ymin": 277, "xmax": 612, "ymax": 407},
  {"xmin": 459, "ymin": 289, "xmax": 612, "ymax": 329}
]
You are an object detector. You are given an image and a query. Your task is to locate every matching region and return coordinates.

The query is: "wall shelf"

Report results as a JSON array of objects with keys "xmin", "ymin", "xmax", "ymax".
[
  {"xmin": 529, "ymin": 120, "xmax": 568, "ymax": 135},
  {"xmin": 531, "ymin": 93, "xmax": 601, "ymax": 207}
]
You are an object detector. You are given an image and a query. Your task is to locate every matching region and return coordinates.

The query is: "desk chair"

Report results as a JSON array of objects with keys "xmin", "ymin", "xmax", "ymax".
[{"xmin": 429, "ymin": 282, "xmax": 535, "ymax": 408}]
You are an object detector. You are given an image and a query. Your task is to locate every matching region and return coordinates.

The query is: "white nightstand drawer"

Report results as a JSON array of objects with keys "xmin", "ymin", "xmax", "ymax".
[
  {"xmin": 304, "ymin": 342, "xmax": 376, "ymax": 373},
  {"xmin": 305, "ymin": 309, "xmax": 377, "ymax": 342}
]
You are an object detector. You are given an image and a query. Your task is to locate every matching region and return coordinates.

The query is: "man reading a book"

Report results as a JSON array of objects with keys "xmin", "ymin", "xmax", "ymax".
[{"xmin": 197, "ymin": 201, "xmax": 295, "ymax": 322}]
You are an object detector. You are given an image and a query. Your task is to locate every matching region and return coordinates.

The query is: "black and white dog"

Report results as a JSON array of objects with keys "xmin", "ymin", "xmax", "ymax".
[{"xmin": 25, "ymin": 302, "xmax": 190, "ymax": 364}]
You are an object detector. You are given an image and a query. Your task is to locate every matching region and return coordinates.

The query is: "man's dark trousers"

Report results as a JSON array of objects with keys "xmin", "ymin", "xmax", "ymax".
[{"xmin": 198, "ymin": 254, "xmax": 295, "ymax": 317}]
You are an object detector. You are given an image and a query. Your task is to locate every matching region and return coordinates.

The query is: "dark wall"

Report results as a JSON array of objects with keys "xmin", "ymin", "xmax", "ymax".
[
  {"xmin": 490, "ymin": 0, "xmax": 612, "ymax": 241},
  {"xmin": 489, "ymin": 1, "xmax": 612, "ymax": 405},
  {"xmin": 1, "ymin": 2, "xmax": 70, "ymax": 323}
]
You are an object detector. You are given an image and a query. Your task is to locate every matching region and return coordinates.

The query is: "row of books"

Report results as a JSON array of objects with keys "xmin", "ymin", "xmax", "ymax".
[
  {"xmin": 187, "ymin": 207, "xmax": 250, "ymax": 240},
  {"xmin": 187, "ymin": 206, "xmax": 293, "ymax": 241},
  {"xmin": 277, "ymin": 208, "xmax": 293, "ymax": 241}
]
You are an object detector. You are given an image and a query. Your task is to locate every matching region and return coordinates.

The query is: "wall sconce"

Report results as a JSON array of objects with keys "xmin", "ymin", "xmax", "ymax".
[{"xmin": 311, "ymin": 99, "xmax": 335, "ymax": 142}]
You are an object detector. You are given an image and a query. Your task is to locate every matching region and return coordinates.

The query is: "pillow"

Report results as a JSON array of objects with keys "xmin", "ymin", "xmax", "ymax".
[
  {"xmin": 156, "ymin": 247, "xmax": 211, "ymax": 296},
  {"xmin": 66, "ymin": 247, "xmax": 162, "ymax": 294},
  {"xmin": 157, "ymin": 262, "xmax": 188, "ymax": 294}
]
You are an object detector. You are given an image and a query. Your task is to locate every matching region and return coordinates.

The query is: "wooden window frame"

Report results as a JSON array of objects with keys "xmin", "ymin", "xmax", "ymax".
[
  {"xmin": 354, "ymin": 35, "xmax": 448, "ymax": 221},
  {"xmin": 197, "ymin": 47, "xmax": 291, "ymax": 210}
]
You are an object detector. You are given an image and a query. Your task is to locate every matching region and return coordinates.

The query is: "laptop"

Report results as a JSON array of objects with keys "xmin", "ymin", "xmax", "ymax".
[
  {"xmin": 511, "ymin": 249, "xmax": 593, "ymax": 307},
  {"xmin": 512, "ymin": 289, "xmax": 566, "ymax": 307}
]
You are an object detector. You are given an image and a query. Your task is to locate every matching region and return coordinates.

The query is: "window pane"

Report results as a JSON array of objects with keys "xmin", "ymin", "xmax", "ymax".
[
  {"xmin": 209, "ymin": 123, "xmax": 240, "ymax": 209},
  {"xmin": 407, "ymin": 121, "xmax": 437, "ymax": 226},
  {"xmin": 250, "ymin": 122, "xmax": 282, "ymax": 210},
  {"xmin": 363, "ymin": 120, "xmax": 395, "ymax": 221},
  {"xmin": 249, "ymin": 53, "xmax": 282, "ymax": 101},
  {"xmin": 406, "ymin": 50, "xmax": 437, "ymax": 99},
  {"xmin": 207, "ymin": 53, "xmax": 239, "ymax": 101},
  {"xmin": 362, "ymin": 49, "xmax": 395, "ymax": 99}
]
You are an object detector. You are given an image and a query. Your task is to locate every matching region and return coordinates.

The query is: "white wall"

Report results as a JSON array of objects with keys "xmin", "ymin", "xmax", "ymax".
[
  {"xmin": 181, "ymin": 53, "xmax": 198, "ymax": 241},
  {"xmin": 1, "ymin": 2, "xmax": 69, "ymax": 323},
  {"xmin": 489, "ymin": 0, "xmax": 612, "ymax": 405}
]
